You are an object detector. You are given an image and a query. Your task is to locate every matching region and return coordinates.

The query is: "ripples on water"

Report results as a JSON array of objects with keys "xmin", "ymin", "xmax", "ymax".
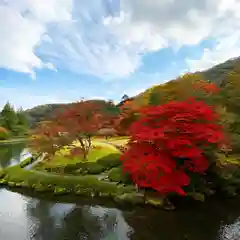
[
  {"xmin": 0, "ymin": 188, "xmax": 239, "ymax": 240},
  {"xmin": 0, "ymin": 189, "xmax": 134, "ymax": 240},
  {"xmin": 218, "ymin": 217, "xmax": 240, "ymax": 240}
]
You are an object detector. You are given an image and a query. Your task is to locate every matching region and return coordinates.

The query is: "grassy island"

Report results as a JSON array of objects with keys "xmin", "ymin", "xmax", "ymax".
[{"xmin": 0, "ymin": 139, "xmax": 166, "ymax": 208}]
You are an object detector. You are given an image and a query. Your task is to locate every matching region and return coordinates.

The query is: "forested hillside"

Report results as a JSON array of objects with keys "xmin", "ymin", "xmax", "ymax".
[
  {"xmin": 24, "ymin": 100, "xmax": 120, "ymax": 128},
  {"xmin": 23, "ymin": 56, "xmax": 240, "ymax": 127},
  {"xmin": 24, "ymin": 103, "xmax": 68, "ymax": 128}
]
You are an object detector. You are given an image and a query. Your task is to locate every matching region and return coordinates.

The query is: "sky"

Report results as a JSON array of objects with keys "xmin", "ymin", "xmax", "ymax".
[{"xmin": 1, "ymin": 0, "xmax": 240, "ymax": 110}]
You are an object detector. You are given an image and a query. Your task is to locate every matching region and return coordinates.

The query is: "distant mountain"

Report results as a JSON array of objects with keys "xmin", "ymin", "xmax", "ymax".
[
  {"xmin": 128, "ymin": 56, "xmax": 240, "ymax": 108},
  {"xmin": 24, "ymin": 103, "xmax": 68, "ymax": 128},
  {"xmin": 24, "ymin": 56, "xmax": 240, "ymax": 128},
  {"xmin": 24, "ymin": 100, "xmax": 120, "ymax": 128},
  {"xmin": 201, "ymin": 56, "xmax": 240, "ymax": 86}
]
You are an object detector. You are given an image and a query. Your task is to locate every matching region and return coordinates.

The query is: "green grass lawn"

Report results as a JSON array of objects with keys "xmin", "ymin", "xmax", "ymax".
[
  {"xmin": 44, "ymin": 140, "xmax": 122, "ymax": 168},
  {"xmin": 93, "ymin": 136, "xmax": 129, "ymax": 146}
]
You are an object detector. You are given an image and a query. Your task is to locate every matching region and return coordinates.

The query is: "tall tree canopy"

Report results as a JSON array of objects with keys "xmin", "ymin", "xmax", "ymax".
[
  {"xmin": 0, "ymin": 102, "xmax": 29, "ymax": 137},
  {"xmin": 30, "ymin": 100, "xmax": 117, "ymax": 159}
]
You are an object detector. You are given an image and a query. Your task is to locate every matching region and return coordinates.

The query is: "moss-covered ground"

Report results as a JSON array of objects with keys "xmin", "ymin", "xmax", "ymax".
[{"xmin": 0, "ymin": 140, "xmax": 166, "ymax": 208}]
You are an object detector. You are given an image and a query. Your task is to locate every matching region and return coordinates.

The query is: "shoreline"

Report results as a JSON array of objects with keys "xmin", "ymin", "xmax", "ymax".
[
  {"xmin": 0, "ymin": 156, "xmax": 167, "ymax": 209},
  {"xmin": 0, "ymin": 137, "xmax": 29, "ymax": 145}
]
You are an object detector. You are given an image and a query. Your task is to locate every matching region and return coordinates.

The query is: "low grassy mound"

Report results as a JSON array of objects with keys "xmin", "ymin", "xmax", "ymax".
[
  {"xmin": 35, "ymin": 153, "xmax": 122, "ymax": 175},
  {"xmin": 108, "ymin": 167, "xmax": 132, "ymax": 184},
  {"xmin": 46, "ymin": 141, "xmax": 120, "ymax": 166},
  {"xmin": 96, "ymin": 154, "xmax": 121, "ymax": 169},
  {"xmin": 34, "ymin": 141, "xmax": 122, "ymax": 175},
  {"xmin": 0, "ymin": 164, "xmax": 136, "ymax": 196}
]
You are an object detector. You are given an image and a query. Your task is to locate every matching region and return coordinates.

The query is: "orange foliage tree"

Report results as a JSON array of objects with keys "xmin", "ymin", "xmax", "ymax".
[
  {"xmin": 0, "ymin": 126, "xmax": 9, "ymax": 140},
  {"xmin": 115, "ymin": 100, "xmax": 140, "ymax": 136}
]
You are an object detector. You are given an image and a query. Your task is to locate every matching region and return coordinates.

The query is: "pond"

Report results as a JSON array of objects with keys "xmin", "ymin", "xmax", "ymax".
[{"xmin": 0, "ymin": 143, "xmax": 240, "ymax": 240}]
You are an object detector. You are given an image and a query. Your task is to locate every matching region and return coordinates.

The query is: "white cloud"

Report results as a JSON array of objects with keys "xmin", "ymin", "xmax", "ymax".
[
  {"xmin": 2, "ymin": 0, "xmax": 240, "ymax": 78},
  {"xmin": 0, "ymin": 87, "xmax": 111, "ymax": 110},
  {"xmin": 44, "ymin": 0, "xmax": 240, "ymax": 78},
  {"xmin": 184, "ymin": 0, "xmax": 240, "ymax": 71},
  {"xmin": 0, "ymin": 0, "xmax": 72, "ymax": 78},
  {"xmin": 0, "ymin": 87, "xmax": 69, "ymax": 110},
  {"xmin": 186, "ymin": 24, "xmax": 240, "ymax": 72}
]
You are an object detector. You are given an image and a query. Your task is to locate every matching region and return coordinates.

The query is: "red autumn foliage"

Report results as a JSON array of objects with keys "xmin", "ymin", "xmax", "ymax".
[
  {"xmin": 115, "ymin": 102, "xmax": 140, "ymax": 136},
  {"xmin": 193, "ymin": 80, "xmax": 220, "ymax": 94},
  {"xmin": 30, "ymin": 101, "xmax": 115, "ymax": 159},
  {"xmin": 120, "ymin": 98, "xmax": 225, "ymax": 196}
]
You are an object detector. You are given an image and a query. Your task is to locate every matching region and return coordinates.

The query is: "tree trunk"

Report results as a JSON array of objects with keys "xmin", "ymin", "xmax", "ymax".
[{"xmin": 79, "ymin": 138, "xmax": 87, "ymax": 159}]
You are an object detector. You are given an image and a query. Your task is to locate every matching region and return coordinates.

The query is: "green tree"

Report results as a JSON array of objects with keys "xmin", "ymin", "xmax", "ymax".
[
  {"xmin": 221, "ymin": 71, "xmax": 240, "ymax": 114},
  {"xmin": 15, "ymin": 108, "xmax": 29, "ymax": 136},
  {"xmin": 148, "ymin": 88, "xmax": 162, "ymax": 106},
  {"xmin": 0, "ymin": 102, "xmax": 18, "ymax": 136}
]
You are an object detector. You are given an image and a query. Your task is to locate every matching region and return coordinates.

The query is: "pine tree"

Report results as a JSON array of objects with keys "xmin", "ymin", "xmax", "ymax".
[
  {"xmin": 0, "ymin": 102, "xmax": 18, "ymax": 136},
  {"xmin": 15, "ymin": 108, "xmax": 29, "ymax": 136},
  {"xmin": 0, "ymin": 103, "xmax": 29, "ymax": 137},
  {"xmin": 148, "ymin": 89, "xmax": 161, "ymax": 106}
]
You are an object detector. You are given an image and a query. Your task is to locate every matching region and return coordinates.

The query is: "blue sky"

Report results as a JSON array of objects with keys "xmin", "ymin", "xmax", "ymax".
[{"xmin": 1, "ymin": 0, "xmax": 240, "ymax": 110}]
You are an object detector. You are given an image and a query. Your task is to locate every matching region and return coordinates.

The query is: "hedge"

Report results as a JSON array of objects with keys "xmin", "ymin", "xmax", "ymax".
[
  {"xmin": 35, "ymin": 153, "xmax": 122, "ymax": 175},
  {"xmin": 96, "ymin": 154, "xmax": 121, "ymax": 169},
  {"xmin": 108, "ymin": 167, "xmax": 132, "ymax": 184}
]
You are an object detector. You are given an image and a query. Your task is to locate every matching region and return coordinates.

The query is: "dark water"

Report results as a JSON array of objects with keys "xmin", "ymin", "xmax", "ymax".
[
  {"xmin": 0, "ymin": 143, "xmax": 240, "ymax": 240},
  {"xmin": 0, "ymin": 142, "xmax": 27, "ymax": 168}
]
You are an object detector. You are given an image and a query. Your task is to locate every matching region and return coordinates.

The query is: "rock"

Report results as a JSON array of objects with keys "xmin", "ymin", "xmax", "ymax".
[
  {"xmin": 223, "ymin": 186, "xmax": 238, "ymax": 197},
  {"xmin": 15, "ymin": 182, "xmax": 22, "ymax": 187},
  {"xmin": 204, "ymin": 188, "xmax": 216, "ymax": 196},
  {"xmin": 114, "ymin": 193, "xmax": 145, "ymax": 205},
  {"xmin": 101, "ymin": 192, "xmax": 111, "ymax": 197},
  {"xmin": 8, "ymin": 181, "xmax": 16, "ymax": 187},
  {"xmin": 0, "ymin": 178, "xmax": 7, "ymax": 184},
  {"xmin": 54, "ymin": 187, "xmax": 67, "ymax": 195},
  {"xmin": 163, "ymin": 202, "xmax": 176, "ymax": 211},
  {"xmin": 32, "ymin": 183, "xmax": 47, "ymax": 192},
  {"xmin": 187, "ymin": 192, "xmax": 205, "ymax": 202},
  {"xmin": 145, "ymin": 196, "xmax": 165, "ymax": 208}
]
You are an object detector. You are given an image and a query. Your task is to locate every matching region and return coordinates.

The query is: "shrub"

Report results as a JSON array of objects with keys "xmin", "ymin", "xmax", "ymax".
[
  {"xmin": 97, "ymin": 154, "xmax": 121, "ymax": 169},
  {"xmin": 108, "ymin": 167, "xmax": 132, "ymax": 183},
  {"xmin": 0, "ymin": 127, "xmax": 9, "ymax": 140},
  {"xmin": 83, "ymin": 162, "xmax": 105, "ymax": 174},
  {"xmin": 1, "ymin": 165, "xmax": 136, "ymax": 196},
  {"xmin": 121, "ymin": 98, "xmax": 225, "ymax": 196},
  {"xmin": 44, "ymin": 162, "xmax": 106, "ymax": 175}
]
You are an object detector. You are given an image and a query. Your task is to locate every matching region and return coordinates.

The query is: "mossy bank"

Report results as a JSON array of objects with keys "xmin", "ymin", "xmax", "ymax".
[{"xmin": 0, "ymin": 157, "xmax": 167, "ymax": 209}]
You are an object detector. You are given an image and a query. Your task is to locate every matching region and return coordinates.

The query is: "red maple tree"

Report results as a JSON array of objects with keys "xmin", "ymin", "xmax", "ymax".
[
  {"xmin": 120, "ymin": 98, "xmax": 225, "ymax": 196},
  {"xmin": 30, "ymin": 101, "xmax": 114, "ymax": 159}
]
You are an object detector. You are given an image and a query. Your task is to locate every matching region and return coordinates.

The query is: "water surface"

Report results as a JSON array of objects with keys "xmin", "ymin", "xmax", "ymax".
[{"xmin": 0, "ymin": 143, "xmax": 239, "ymax": 240}]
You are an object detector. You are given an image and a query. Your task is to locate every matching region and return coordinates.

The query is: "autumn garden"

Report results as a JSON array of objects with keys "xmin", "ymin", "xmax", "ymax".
[{"xmin": 0, "ymin": 70, "xmax": 240, "ymax": 209}]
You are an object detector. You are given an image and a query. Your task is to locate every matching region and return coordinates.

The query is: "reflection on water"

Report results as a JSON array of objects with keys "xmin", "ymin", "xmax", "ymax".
[
  {"xmin": 0, "ymin": 143, "xmax": 240, "ymax": 240},
  {"xmin": 0, "ymin": 143, "xmax": 26, "ymax": 168},
  {"xmin": 0, "ymin": 188, "xmax": 239, "ymax": 240},
  {"xmin": 0, "ymin": 189, "xmax": 133, "ymax": 240}
]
